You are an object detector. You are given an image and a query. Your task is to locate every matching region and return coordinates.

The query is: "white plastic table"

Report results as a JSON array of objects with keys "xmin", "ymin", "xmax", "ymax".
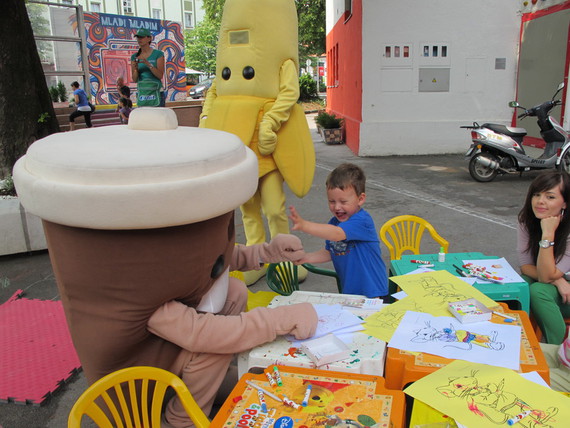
[{"xmin": 237, "ymin": 291, "xmax": 387, "ymax": 377}]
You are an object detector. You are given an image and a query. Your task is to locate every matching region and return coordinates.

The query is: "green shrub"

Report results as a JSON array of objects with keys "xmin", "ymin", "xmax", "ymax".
[
  {"xmin": 57, "ymin": 81, "xmax": 68, "ymax": 102},
  {"xmin": 299, "ymin": 74, "xmax": 318, "ymax": 101},
  {"xmin": 314, "ymin": 111, "xmax": 343, "ymax": 129},
  {"xmin": 49, "ymin": 86, "xmax": 60, "ymax": 102}
]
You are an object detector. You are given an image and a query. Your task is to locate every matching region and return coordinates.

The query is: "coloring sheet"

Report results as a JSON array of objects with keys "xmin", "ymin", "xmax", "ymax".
[
  {"xmin": 286, "ymin": 304, "xmax": 363, "ymax": 343},
  {"xmin": 388, "ymin": 311, "xmax": 521, "ymax": 370},
  {"xmin": 363, "ymin": 296, "xmax": 424, "ymax": 342},
  {"xmin": 462, "ymin": 257, "xmax": 525, "ymax": 284},
  {"xmin": 405, "ymin": 360, "xmax": 570, "ymax": 428},
  {"xmin": 391, "ymin": 270, "xmax": 498, "ymax": 312}
]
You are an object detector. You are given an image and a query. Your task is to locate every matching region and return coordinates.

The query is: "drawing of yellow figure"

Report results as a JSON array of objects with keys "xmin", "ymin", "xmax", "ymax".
[
  {"xmin": 411, "ymin": 322, "xmax": 505, "ymax": 351},
  {"xmin": 200, "ymin": 0, "xmax": 315, "ymax": 285}
]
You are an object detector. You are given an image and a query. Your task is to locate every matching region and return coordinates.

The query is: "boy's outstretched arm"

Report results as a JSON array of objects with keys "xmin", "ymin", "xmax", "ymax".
[
  {"xmin": 289, "ymin": 205, "xmax": 346, "ymax": 241},
  {"xmin": 296, "ymin": 248, "xmax": 331, "ymax": 265}
]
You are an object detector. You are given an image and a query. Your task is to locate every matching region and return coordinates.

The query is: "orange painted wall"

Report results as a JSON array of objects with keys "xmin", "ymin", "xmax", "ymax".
[{"xmin": 326, "ymin": 0, "xmax": 362, "ymax": 154}]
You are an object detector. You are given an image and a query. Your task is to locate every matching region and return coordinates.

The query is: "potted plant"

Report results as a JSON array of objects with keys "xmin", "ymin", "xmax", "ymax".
[{"xmin": 314, "ymin": 111, "xmax": 344, "ymax": 145}]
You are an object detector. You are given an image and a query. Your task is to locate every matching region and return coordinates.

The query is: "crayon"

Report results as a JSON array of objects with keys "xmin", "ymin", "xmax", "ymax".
[
  {"xmin": 507, "ymin": 410, "xmax": 532, "ymax": 425},
  {"xmin": 273, "ymin": 365, "xmax": 283, "ymax": 387},
  {"xmin": 302, "ymin": 384, "xmax": 312, "ymax": 407}
]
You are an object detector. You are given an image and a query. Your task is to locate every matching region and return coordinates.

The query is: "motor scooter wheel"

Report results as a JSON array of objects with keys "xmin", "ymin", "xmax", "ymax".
[{"xmin": 469, "ymin": 153, "xmax": 498, "ymax": 182}]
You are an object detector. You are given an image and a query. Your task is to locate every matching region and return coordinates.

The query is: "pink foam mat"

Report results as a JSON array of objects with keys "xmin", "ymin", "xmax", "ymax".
[{"xmin": 0, "ymin": 290, "xmax": 81, "ymax": 405}]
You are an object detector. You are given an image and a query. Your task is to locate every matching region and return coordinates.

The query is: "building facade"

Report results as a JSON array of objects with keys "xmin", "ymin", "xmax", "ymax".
[
  {"xmin": 326, "ymin": 0, "xmax": 570, "ymax": 156},
  {"xmin": 53, "ymin": 0, "xmax": 205, "ymax": 29}
]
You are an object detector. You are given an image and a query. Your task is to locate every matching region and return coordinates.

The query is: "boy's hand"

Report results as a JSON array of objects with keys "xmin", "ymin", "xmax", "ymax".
[{"xmin": 289, "ymin": 205, "xmax": 305, "ymax": 231}]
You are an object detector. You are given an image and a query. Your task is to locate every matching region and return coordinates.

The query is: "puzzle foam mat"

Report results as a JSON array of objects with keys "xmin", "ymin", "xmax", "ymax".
[{"xmin": 0, "ymin": 290, "xmax": 81, "ymax": 405}]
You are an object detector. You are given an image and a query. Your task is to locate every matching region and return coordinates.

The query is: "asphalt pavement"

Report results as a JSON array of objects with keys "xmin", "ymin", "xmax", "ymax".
[{"xmin": 0, "ymin": 113, "xmax": 545, "ymax": 427}]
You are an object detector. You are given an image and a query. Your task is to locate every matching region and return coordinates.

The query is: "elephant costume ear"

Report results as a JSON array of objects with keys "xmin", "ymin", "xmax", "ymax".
[{"xmin": 13, "ymin": 108, "xmax": 258, "ymax": 230}]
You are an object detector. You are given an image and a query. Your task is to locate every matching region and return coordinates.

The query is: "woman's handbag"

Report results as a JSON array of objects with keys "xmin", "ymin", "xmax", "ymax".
[{"xmin": 137, "ymin": 80, "xmax": 161, "ymax": 107}]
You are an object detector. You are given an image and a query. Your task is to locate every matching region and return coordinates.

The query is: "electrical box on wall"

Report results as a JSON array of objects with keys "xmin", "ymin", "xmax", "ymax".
[{"xmin": 418, "ymin": 68, "xmax": 450, "ymax": 92}]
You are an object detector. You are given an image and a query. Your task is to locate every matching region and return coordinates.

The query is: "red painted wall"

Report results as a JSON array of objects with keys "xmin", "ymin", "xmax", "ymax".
[{"xmin": 326, "ymin": 0, "xmax": 363, "ymax": 154}]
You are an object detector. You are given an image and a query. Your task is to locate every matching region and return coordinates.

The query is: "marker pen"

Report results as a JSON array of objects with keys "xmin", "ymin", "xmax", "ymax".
[
  {"xmin": 265, "ymin": 370, "xmax": 277, "ymax": 388},
  {"xmin": 257, "ymin": 389, "xmax": 268, "ymax": 413},
  {"xmin": 273, "ymin": 365, "xmax": 283, "ymax": 387},
  {"xmin": 410, "ymin": 259, "xmax": 431, "ymax": 264},
  {"xmin": 282, "ymin": 395, "xmax": 302, "ymax": 410},
  {"xmin": 301, "ymin": 384, "xmax": 312, "ymax": 407},
  {"xmin": 507, "ymin": 410, "xmax": 532, "ymax": 425}
]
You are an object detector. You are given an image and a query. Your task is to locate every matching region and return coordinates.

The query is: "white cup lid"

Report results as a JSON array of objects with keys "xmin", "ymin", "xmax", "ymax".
[{"xmin": 13, "ymin": 108, "xmax": 258, "ymax": 229}]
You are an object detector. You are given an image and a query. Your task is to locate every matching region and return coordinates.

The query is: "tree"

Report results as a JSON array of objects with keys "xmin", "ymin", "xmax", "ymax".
[
  {"xmin": 202, "ymin": 0, "xmax": 225, "ymax": 26},
  {"xmin": 0, "ymin": 0, "xmax": 59, "ymax": 177},
  {"xmin": 184, "ymin": 18, "xmax": 219, "ymax": 77},
  {"xmin": 296, "ymin": 0, "xmax": 326, "ymax": 58}
]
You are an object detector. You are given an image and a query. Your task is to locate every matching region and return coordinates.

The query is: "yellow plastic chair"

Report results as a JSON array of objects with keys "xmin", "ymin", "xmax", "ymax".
[
  {"xmin": 266, "ymin": 262, "xmax": 342, "ymax": 296},
  {"xmin": 68, "ymin": 366, "xmax": 210, "ymax": 428},
  {"xmin": 379, "ymin": 215, "xmax": 449, "ymax": 260}
]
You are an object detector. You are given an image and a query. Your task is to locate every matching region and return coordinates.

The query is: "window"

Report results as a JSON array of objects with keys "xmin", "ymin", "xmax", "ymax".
[
  {"xmin": 152, "ymin": 8, "xmax": 162, "ymax": 19},
  {"xmin": 383, "ymin": 45, "xmax": 411, "ymax": 61},
  {"xmin": 60, "ymin": 0, "xmax": 73, "ymax": 4},
  {"xmin": 184, "ymin": 1, "xmax": 193, "ymax": 28},
  {"xmin": 422, "ymin": 44, "xmax": 449, "ymax": 58},
  {"xmin": 90, "ymin": 2, "xmax": 101, "ymax": 12},
  {"xmin": 184, "ymin": 12, "xmax": 193, "ymax": 28},
  {"xmin": 327, "ymin": 43, "xmax": 339, "ymax": 87},
  {"xmin": 122, "ymin": 0, "xmax": 133, "ymax": 15}
]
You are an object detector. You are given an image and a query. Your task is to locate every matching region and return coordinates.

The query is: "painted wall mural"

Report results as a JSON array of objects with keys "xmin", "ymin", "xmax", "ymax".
[{"xmin": 76, "ymin": 12, "xmax": 186, "ymax": 105}]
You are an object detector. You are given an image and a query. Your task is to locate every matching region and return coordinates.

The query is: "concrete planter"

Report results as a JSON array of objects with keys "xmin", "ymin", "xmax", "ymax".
[{"xmin": 0, "ymin": 197, "xmax": 47, "ymax": 256}]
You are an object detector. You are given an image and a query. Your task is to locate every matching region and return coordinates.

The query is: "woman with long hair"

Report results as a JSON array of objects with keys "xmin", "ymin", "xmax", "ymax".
[
  {"xmin": 518, "ymin": 170, "xmax": 570, "ymax": 350},
  {"xmin": 130, "ymin": 28, "xmax": 165, "ymax": 107}
]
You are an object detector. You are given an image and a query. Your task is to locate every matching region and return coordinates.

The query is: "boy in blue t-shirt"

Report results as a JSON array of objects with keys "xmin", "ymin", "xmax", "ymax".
[{"xmin": 289, "ymin": 163, "xmax": 388, "ymax": 298}]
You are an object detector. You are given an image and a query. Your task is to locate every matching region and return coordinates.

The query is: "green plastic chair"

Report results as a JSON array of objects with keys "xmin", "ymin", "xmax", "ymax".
[{"xmin": 265, "ymin": 262, "xmax": 342, "ymax": 296}]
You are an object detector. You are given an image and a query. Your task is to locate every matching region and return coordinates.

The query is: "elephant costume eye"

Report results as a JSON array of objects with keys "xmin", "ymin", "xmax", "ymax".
[
  {"xmin": 210, "ymin": 255, "xmax": 225, "ymax": 278},
  {"xmin": 242, "ymin": 66, "xmax": 255, "ymax": 80},
  {"xmin": 222, "ymin": 67, "xmax": 231, "ymax": 80}
]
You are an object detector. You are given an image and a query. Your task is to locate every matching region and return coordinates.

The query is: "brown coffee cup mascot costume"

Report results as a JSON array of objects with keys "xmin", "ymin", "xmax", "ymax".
[{"xmin": 13, "ymin": 108, "xmax": 317, "ymax": 427}]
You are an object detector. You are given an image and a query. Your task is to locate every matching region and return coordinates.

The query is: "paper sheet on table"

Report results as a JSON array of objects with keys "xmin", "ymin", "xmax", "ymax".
[
  {"xmin": 391, "ymin": 270, "xmax": 498, "ymax": 313},
  {"xmin": 391, "ymin": 290, "xmax": 407, "ymax": 300},
  {"xmin": 363, "ymin": 296, "xmax": 425, "ymax": 342},
  {"xmin": 286, "ymin": 304, "xmax": 363, "ymax": 343},
  {"xmin": 406, "ymin": 267, "xmax": 435, "ymax": 275},
  {"xmin": 405, "ymin": 360, "xmax": 570, "ymax": 428},
  {"xmin": 462, "ymin": 257, "xmax": 525, "ymax": 284},
  {"xmin": 388, "ymin": 311, "xmax": 521, "ymax": 370},
  {"xmin": 411, "ymin": 371, "xmax": 551, "ymax": 428}
]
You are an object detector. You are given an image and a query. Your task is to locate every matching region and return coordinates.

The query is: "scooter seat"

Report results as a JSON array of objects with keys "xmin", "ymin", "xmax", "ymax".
[{"xmin": 482, "ymin": 123, "xmax": 527, "ymax": 138}]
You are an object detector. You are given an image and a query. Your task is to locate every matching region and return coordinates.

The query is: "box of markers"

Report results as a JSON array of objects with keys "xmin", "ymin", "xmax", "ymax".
[{"xmin": 448, "ymin": 298, "xmax": 491, "ymax": 323}]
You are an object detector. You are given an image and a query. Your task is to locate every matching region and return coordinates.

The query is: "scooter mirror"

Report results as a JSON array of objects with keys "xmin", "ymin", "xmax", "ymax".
[
  {"xmin": 508, "ymin": 101, "xmax": 519, "ymax": 108},
  {"xmin": 558, "ymin": 82, "xmax": 565, "ymax": 91}
]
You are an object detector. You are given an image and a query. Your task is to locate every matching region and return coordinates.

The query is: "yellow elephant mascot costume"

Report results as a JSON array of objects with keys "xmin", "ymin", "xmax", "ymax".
[{"xmin": 200, "ymin": 0, "xmax": 315, "ymax": 285}]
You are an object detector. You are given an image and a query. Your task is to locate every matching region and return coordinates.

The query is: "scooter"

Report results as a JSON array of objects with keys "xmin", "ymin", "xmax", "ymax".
[{"xmin": 463, "ymin": 82, "xmax": 569, "ymax": 182}]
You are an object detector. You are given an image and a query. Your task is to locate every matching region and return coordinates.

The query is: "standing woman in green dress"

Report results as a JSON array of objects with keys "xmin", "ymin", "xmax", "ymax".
[{"xmin": 130, "ymin": 28, "xmax": 165, "ymax": 107}]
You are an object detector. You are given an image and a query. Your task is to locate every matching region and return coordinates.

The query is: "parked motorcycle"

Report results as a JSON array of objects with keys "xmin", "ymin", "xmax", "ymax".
[{"xmin": 463, "ymin": 83, "xmax": 569, "ymax": 182}]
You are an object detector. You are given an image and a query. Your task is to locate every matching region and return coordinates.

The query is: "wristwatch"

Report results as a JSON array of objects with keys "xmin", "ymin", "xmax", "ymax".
[{"xmin": 538, "ymin": 239, "xmax": 555, "ymax": 248}]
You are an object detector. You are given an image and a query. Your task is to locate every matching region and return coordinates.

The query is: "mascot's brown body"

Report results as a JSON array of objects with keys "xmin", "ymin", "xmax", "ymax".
[{"xmin": 14, "ymin": 108, "xmax": 317, "ymax": 427}]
